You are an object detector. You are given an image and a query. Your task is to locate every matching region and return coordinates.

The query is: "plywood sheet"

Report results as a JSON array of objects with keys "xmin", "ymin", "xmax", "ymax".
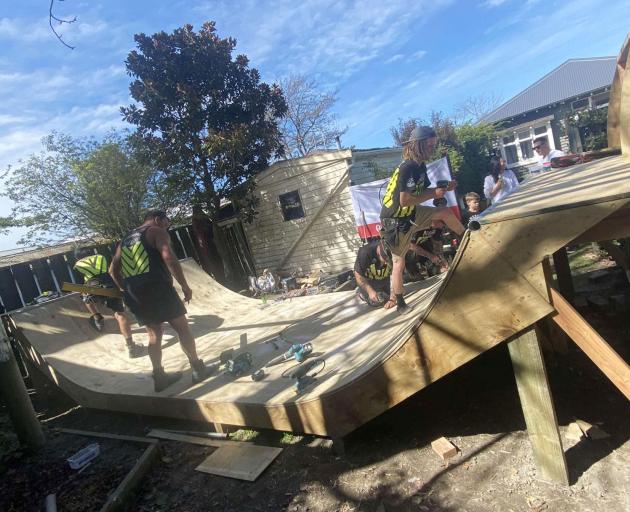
[{"xmin": 195, "ymin": 444, "xmax": 282, "ymax": 481}]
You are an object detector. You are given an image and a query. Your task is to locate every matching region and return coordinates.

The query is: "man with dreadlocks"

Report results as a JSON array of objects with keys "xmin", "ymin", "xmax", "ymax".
[{"xmin": 380, "ymin": 126, "xmax": 465, "ymax": 313}]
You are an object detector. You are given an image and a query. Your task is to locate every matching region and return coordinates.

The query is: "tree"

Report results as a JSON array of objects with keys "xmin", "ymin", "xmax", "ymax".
[
  {"xmin": 453, "ymin": 92, "xmax": 503, "ymax": 124},
  {"xmin": 279, "ymin": 74, "xmax": 346, "ymax": 157},
  {"xmin": 3, "ymin": 132, "xmax": 180, "ymax": 246},
  {"xmin": 122, "ymin": 22, "xmax": 286, "ymax": 218},
  {"xmin": 390, "ymin": 118, "xmax": 422, "ymax": 147},
  {"xmin": 567, "ymin": 106, "xmax": 608, "ymax": 151}
]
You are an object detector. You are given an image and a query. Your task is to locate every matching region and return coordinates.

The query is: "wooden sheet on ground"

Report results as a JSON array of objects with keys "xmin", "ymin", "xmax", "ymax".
[{"xmin": 195, "ymin": 444, "xmax": 283, "ymax": 481}]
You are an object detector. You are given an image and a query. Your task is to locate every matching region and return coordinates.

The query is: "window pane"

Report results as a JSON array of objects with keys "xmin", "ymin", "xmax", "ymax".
[
  {"xmin": 534, "ymin": 125, "xmax": 547, "ymax": 135},
  {"xmin": 504, "ymin": 145, "xmax": 518, "ymax": 165},
  {"xmin": 279, "ymin": 191, "xmax": 305, "ymax": 221},
  {"xmin": 502, "ymin": 134, "xmax": 515, "ymax": 144},
  {"xmin": 520, "ymin": 141, "xmax": 534, "ymax": 160},
  {"xmin": 518, "ymin": 130, "xmax": 530, "ymax": 140}
]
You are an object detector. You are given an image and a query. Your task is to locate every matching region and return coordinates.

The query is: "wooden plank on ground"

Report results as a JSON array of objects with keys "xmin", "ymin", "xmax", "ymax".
[
  {"xmin": 146, "ymin": 429, "xmax": 242, "ymax": 447},
  {"xmin": 507, "ymin": 326, "xmax": 569, "ymax": 485},
  {"xmin": 195, "ymin": 444, "xmax": 282, "ymax": 481},
  {"xmin": 57, "ymin": 428, "xmax": 157, "ymax": 444},
  {"xmin": 100, "ymin": 443, "xmax": 159, "ymax": 512},
  {"xmin": 550, "ymin": 288, "xmax": 630, "ymax": 400}
]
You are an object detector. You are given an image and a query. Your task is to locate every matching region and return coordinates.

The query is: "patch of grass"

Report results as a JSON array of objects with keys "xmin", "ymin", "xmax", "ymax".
[
  {"xmin": 230, "ymin": 429, "xmax": 259, "ymax": 441},
  {"xmin": 280, "ymin": 432, "xmax": 302, "ymax": 445},
  {"xmin": 568, "ymin": 244, "xmax": 607, "ymax": 272}
]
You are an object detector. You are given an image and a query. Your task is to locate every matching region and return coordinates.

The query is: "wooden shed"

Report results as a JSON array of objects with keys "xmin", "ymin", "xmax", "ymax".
[{"xmin": 243, "ymin": 147, "xmax": 402, "ymax": 275}]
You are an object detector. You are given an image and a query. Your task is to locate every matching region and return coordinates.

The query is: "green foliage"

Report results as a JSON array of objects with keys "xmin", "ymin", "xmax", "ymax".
[
  {"xmin": 568, "ymin": 107, "xmax": 608, "ymax": 151},
  {"xmin": 453, "ymin": 123, "xmax": 496, "ymax": 195},
  {"xmin": 121, "ymin": 22, "xmax": 287, "ymax": 219},
  {"xmin": 3, "ymin": 132, "xmax": 181, "ymax": 246}
]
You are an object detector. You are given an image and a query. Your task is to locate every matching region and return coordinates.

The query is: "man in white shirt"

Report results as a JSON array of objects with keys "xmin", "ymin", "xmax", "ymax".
[{"xmin": 533, "ymin": 136, "xmax": 565, "ymax": 171}]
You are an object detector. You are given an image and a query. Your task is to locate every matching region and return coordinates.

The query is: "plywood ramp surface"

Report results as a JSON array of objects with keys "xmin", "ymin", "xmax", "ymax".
[{"xmin": 12, "ymin": 155, "xmax": 630, "ymax": 437}]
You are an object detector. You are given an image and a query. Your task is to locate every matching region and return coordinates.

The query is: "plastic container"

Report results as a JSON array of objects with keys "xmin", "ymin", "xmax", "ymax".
[{"xmin": 67, "ymin": 443, "xmax": 100, "ymax": 469}]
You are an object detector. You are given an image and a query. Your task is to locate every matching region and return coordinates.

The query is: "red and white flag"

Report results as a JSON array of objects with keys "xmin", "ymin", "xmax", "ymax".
[{"xmin": 349, "ymin": 156, "xmax": 460, "ymax": 239}]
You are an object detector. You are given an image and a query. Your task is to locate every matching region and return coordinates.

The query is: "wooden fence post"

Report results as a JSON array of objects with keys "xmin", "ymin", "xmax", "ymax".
[{"xmin": 0, "ymin": 322, "xmax": 45, "ymax": 451}]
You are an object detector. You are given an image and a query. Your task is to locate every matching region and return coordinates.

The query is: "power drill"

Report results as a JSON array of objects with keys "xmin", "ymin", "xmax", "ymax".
[
  {"xmin": 290, "ymin": 358, "xmax": 324, "ymax": 394},
  {"xmin": 432, "ymin": 180, "xmax": 450, "ymax": 208},
  {"xmin": 267, "ymin": 343, "xmax": 313, "ymax": 367},
  {"xmin": 225, "ymin": 352, "xmax": 253, "ymax": 376}
]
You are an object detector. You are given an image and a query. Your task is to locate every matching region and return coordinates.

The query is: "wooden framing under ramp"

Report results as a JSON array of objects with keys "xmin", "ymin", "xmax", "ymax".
[{"xmin": 10, "ymin": 154, "xmax": 630, "ymax": 441}]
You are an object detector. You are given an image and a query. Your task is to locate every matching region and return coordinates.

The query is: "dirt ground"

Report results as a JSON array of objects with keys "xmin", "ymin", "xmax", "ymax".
[{"xmin": 1, "ymin": 259, "xmax": 629, "ymax": 511}]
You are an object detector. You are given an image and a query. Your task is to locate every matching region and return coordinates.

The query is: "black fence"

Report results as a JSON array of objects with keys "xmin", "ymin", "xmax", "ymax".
[{"xmin": 0, "ymin": 226, "xmax": 198, "ymax": 313}]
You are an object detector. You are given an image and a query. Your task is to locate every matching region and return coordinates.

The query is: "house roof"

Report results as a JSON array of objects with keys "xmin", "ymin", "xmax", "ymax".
[{"xmin": 479, "ymin": 57, "xmax": 616, "ymax": 124}]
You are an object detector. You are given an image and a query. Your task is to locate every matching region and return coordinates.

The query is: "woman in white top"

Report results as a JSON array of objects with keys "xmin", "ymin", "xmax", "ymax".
[{"xmin": 483, "ymin": 156, "xmax": 519, "ymax": 205}]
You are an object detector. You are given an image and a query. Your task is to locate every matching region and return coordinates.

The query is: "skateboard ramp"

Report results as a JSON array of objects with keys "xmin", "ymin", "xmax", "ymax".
[{"xmin": 10, "ymin": 155, "xmax": 630, "ymax": 437}]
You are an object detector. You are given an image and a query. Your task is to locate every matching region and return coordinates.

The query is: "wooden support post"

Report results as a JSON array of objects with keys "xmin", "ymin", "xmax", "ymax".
[
  {"xmin": 0, "ymin": 324, "xmax": 45, "ymax": 451},
  {"xmin": 508, "ymin": 327, "xmax": 569, "ymax": 485},
  {"xmin": 540, "ymin": 257, "xmax": 569, "ymax": 354},
  {"xmin": 552, "ymin": 248, "xmax": 574, "ymax": 301},
  {"xmin": 550, "ymin": 288, "xmax": 630, "ymax": 400}
]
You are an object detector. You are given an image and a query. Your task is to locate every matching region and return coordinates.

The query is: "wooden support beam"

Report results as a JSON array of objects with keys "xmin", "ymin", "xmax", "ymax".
[
  {"xmin": 552, "ymin": 248, "xmax": 574, "ymax": 301},
  {"xmin": 570, "ymin": 206, "xmax": 630, "ymax": 244},
  {"xmin": 539, "ymin": 257, "xmax": 569, "ymax": 354},
  {"xmin": 0, "ymin": 324, "xmax": 44, "ymax": 451},
  {"xmin": 549, "ymin": 288, "xmax": 630, "ymax": 400},
  {"xmin": 508, "ymin": 327, "xmax": 569, "ymax": 485}
]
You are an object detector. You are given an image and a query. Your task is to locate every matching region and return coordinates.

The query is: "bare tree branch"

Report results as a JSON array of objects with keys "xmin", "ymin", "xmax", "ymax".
[
  {"xmin": 279, "ymin": 74, "xmax": 347, "ymax": 158},
  {"xmin": 453, "ymin": 92, "xmax": 503, "ymax": 124},
  {"xmin": 49, "ymin": 0, "xmax": 76, "ymax": 50}
]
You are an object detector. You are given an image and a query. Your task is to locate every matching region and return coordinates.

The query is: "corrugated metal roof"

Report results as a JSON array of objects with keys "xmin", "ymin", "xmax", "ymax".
[{"xmin": 480, "ymin": 57, "xmax": 616, "ymax": 124}]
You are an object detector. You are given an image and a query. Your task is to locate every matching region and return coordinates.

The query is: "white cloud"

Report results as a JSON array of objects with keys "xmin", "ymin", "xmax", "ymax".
[
  {"xmin": 483, "ymin": 0, "xmax": 508, "ymax": 7},
  {"xmin": 194, "ymin": 0, "xmax": 452, "ymax": 80},
  {"xmin": 386, "ymin": 54, "xmax": 404, "ymax": 63},
  {"xmin": 0, "ymin": 17, "xmax": 50, "ymax": 42}
]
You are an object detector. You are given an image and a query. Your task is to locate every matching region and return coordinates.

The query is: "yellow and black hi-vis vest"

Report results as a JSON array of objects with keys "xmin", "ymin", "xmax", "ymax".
[
  {"xmin": 74, "ymin": 254, "xmax": 108, "ymax": 283},
  {"xmin": 120, "ymin": 226, "xmax": 170, "ymax": 286},
  {"xmin": 365, "ymin": 260, "xmax": 391, "ymax": 281},
  {"xmin": 381, "ymin": 160, "xmax": 429, "ymax": 219}
]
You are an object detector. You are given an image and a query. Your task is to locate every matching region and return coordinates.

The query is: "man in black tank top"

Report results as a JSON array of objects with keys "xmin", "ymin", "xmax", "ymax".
[{"xmin": 110, "ymin": 210, "xmax": 212, "ymax": 392}]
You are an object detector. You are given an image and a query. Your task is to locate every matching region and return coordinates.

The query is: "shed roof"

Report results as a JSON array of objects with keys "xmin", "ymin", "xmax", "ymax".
[{"xmin": 480, "ymin": 57, "xmax": 616, "ymax": 124}]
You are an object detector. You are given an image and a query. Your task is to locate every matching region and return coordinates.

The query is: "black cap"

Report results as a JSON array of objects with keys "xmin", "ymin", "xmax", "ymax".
[{"xmin": 404, "ymin": 125, "xmax": 436, "ymax": 144}]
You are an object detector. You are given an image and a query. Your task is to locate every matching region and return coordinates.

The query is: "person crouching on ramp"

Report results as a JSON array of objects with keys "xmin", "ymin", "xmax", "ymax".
[
  {"xmin": 354, "ymin": 239, "xmax": 394, "ymax": 308},
  {"xmin": 109, "ymin": 210, "xmax": 213, "ymax": 392},
  {"xmin": 73, "ymin": 247, "xmax": 143, "ymax": 358},
  {"xmin": 380, "ymin": 126, "xmax": 465, "ymax": 314}
]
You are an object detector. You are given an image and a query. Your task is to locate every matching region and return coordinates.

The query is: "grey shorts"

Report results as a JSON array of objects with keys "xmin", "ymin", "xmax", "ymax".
[{"xmin": 382, "ymin": 206, "xmax": 435, "ymax": 257}]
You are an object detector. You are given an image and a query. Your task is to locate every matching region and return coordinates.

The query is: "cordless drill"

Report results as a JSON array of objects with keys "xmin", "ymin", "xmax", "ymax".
[
  {"xmin": 432, "ymin": 180, "xmax": 449, "ymax": 207},
  {"xmin": 267, "ymin": 343, "xmax": 313, "ymax": 367}
]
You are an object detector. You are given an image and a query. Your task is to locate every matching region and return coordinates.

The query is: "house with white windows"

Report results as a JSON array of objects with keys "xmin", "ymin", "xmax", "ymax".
[{"xmin": 479, "ymin": 57, "xmax": 616, "ymax": 173}]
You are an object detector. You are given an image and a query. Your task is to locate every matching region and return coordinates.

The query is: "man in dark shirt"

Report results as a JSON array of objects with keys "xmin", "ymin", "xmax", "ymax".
[
  {"xmin": 380, "ymin": 126, "xmax": 465, "ymax": 313},
  {"xmin": 354, "ymin": 239, "xmax": 393, "ymax": 307},
  {"xmin": 110, "ymin": 210, "xmax": 213, "ymax": 392}
]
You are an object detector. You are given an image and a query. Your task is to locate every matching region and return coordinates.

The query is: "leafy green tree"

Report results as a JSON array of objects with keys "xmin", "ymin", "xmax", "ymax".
[
  {"xmin": 453, "ymin": 123, "xmax": 496, "ymax": 195},
  {"xmin": 121, "ymin": 22, "xmax": 287, "ymax": 284},
  {"xmin": 568, "ymin": 106, "xmax": 608, "ymax": 151},
  {"xmin": 3, "ymin": 132, "xmax": 181, "ymax": 246},
  {"xmin": 121, "ymin": 22, "xmax": 287, "ymax": 218}
]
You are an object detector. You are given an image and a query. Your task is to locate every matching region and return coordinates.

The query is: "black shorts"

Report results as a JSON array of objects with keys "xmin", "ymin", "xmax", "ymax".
[
  {"xmin": 83, "ymin": 275, "xmax": 125, "ymax": 313},
  {"xmin": 124, "ymin": 281, "xmax": 187, "ymax": 326}
]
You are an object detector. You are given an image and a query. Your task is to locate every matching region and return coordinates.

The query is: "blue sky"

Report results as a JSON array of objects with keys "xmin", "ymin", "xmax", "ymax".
[{"xmin": 1, "ymin": 0, "xmax": 629, "ymax": 250}]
